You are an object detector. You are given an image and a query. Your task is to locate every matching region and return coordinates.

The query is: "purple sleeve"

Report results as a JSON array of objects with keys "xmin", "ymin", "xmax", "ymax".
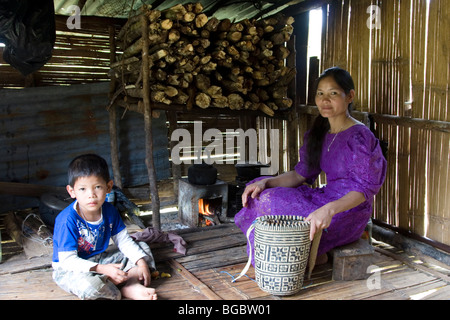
[
  {"xmin": 345, "ymin": 130, "xmax": 387, "ymax": 200},
  {"xmin": 294, "ymin": 132, "xmax": 321, "ymax": 184}
]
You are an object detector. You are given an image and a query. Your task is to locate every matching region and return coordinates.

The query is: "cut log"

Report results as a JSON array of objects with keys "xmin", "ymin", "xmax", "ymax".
[
  {"xmin": 111, "ymin": 3, "xmax": 296, "ymax": 116},
  {"xmin": 205, "ymin": 17, "xmax": 220, "ymax": 31},
  {"xmin": 218, "ymin": 18, "xmax": 232, "ymax": 32},
  {"xmin": 183, "ymin": 12, "xmax": 196, "ymax": 23},
  {"xmin": 163, "ymin": 3, "xmax": 186, "ymax": 20},
  {"xmin": 228, "ymin": 93, "xmax": 244, "ymax": 110},
  {"xmin": 226, "ymin": 31, "xmax": 242, "ymax": 42},
  {"xmin": 212, "ymin": 95, "xmax": 228, "ymax": 108},
  {"xmin": 274, "ymin": 97, "xmax": 293, "ymax": 109},
  {"xmin": 151, "ymin": 90, "xmax": 171, "ymax": 104},
  {"xmin": 195, "ymin": 13, "xmax": 208, "ymax": 29},
  {"xmin": 173, "ymin": 89, "xmax": 189, "ymax": 104},
  {"xmin": 195, "ymin": 92, "xmax": 211, "ymax": 108},
  {"xmin": 160, "ymin": 19, "xmax": 173, "ymax": 30},
  {"xmin": 195, "ymin": 73, "xmax": 211, "ymax": 92},
  {"xmin": 206, "ymin": 85, "xmax": 222, "ymax": 98},
  {"xmin": 258, "ymin": 103, "xmax": 274, "ymax": 116}
]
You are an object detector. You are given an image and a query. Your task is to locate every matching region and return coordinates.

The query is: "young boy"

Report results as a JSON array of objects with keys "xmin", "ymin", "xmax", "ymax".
[{"xmin": 52, "ymin": 154, "xmax": 157, "ymax": 300}]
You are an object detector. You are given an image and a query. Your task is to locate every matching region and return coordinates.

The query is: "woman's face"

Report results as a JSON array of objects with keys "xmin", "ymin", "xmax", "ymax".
[{"xmin": 315, "ymin": 76, "xmax": 354, "ymax": 120}]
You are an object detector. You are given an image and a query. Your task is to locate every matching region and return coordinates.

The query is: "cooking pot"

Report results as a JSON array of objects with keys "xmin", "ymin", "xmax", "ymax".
[
  {"xmin": 235, "ymin": 163, "xmax": 269, "ymax": 180},
  {"xmin": 188, "ymin": 161, "xmax": 217, "ymax": 185}
]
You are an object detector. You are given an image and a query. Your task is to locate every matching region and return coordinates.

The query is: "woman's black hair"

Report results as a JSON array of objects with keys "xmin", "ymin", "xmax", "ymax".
[
  {"xmin": 68, "ymin": 154, "xmax": 110, "ymax": 187},
  {"xmin": 306, "ymin": 67, "xmax": 355, "ymax": 172}
]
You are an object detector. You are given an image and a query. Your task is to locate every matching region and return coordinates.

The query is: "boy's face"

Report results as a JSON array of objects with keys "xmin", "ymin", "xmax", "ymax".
[{"xmin": 66, "ymin": 175, "xmax": 113, "ymax": 217}]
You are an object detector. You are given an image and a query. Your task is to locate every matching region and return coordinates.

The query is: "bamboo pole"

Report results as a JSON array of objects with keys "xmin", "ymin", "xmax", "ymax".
[
  {"xmin": 168, "ymin": 110, "xmax": 181, "ymax": 201},
  {"xmin": 286, "ymin": 34, "xmax": 299, "ymax": 170},
  {"xmin": 108, "ymin": 25, "xmax": 123, "ymax": 189},
  {"xmin": 168, "ymin": 259, "xmax": 222, "ymax": 300},
  {"xmin": 298, "ymin": 105, "xmax": 450, "ymax": 133},
  {"xmin": 141, "ymin": 13, "xmax": 161, "ymax": 230}
]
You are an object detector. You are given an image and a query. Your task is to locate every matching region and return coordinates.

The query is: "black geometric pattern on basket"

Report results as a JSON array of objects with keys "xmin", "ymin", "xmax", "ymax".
[{"xmin": 253, "ymin": 215, "xmax": 311, "ymax": 296}]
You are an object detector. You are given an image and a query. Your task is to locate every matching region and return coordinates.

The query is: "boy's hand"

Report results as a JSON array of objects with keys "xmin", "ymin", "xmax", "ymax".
[
  {"xmin": 91, "ymin": 263, "xmax": 128, "ymax": 285},
  {"xmin": 135, "ymin": 258, "xmax": 151, "ymax": 287}
]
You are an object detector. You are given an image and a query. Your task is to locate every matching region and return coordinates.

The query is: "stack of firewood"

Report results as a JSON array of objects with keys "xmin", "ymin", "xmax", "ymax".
[{"xmin": 109, "ymin": 3, "xmax": 296, "ymax": 116}]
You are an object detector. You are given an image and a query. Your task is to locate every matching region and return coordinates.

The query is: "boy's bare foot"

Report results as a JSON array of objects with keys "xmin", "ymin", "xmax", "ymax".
[{"xmin": 121, "ymin": 281, "xmax": 157, "ymax": 300}]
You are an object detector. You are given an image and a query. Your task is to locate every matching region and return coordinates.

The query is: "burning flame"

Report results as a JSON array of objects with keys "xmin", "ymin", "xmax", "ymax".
[
  {"xmin": 198, "ymin": 198, "xmax": 213, "ymax": 226},
  {"xmin": 198, "ymin": 198, "xmax": 213, "ymax": 215}
]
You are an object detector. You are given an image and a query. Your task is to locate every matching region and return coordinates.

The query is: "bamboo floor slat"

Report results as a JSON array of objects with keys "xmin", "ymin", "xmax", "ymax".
[{"xmin": 1, "ymin": 223, "xmax": 449, "ymax": 300}]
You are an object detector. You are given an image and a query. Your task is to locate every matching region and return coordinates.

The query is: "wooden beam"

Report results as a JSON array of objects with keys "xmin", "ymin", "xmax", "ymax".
[
  {"xmin": 54, "ymin": 15, "xmax": 125, "ymax": 32},
  {"xmin": 375, "ymin": 247, "xmax": 450, "ymax": 285},
  {"xmin": 0, "ymin": 182, "xmax": 66, "ymax": 197},
  {"xmin": 373, "ymin": 220, "xmax": 450, "ymax": 256},
  {"xmin": 298, "ymin": 105, "xmax": 450, "ymax": 133},
  {"xmin": 168, "ymin": 259, "xmax": 223, "ymax": 300}
]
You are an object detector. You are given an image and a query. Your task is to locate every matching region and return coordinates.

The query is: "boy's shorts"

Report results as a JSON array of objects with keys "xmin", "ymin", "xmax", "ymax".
[{"xmin": 52, "ymin": 241, "xmax": 155, "ymax": 300}]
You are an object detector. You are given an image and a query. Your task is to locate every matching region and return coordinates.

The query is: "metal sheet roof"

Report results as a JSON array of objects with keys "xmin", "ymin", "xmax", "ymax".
[{"xmin": 54, "ymin": 0, "xmax": 303, "ymax": 21}]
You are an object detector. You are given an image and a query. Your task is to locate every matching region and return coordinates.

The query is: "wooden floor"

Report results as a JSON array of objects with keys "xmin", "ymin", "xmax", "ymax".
[{"xmin": 1, "ymin": 223, "xmax": 450, "ymax": 300}]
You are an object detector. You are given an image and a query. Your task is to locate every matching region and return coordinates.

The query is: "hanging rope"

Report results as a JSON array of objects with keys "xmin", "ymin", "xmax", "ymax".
[{"xmin": 21, "ymin": 213, "xmax": 53, "ymax": 247}]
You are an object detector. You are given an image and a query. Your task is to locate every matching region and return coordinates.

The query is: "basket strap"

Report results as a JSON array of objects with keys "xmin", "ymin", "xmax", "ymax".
[
  {"xmin": 307, "ymin": 229, "xmax": 323, "ymax": 279},
  {"xmin": 232, "ymin": 222, "xmax": 255, "ymax": 282}
]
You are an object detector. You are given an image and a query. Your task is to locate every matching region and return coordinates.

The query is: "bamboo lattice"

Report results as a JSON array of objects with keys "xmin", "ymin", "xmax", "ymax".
[{"xmin": 319, "ymin": 0, "xmax": 449, "ymax": 246}]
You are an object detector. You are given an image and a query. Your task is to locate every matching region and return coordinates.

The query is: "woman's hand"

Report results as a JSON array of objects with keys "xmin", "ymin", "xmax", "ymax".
[
  {"xmin": 305, "ymin": 204, "xmax": 334, "ymax": 241},
  {"xmin": 305, "ymin": 191, "xmax": 365, "ymax": 240},
  {"xmin": 241, "ymin": 179, "xmax": 269, "ymax": 207},
  {"xmin": 241, "ymin": 172, "xmax": 306, "ymax": 208}
]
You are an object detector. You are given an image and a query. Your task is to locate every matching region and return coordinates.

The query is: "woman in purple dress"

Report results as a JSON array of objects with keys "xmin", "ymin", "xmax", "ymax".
[{"xmin": 235, "ymin": 67, "xmax": 387, "ymax": 265}]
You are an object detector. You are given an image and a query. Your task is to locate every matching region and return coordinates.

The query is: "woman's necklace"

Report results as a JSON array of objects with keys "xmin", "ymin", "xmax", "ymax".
[{"xmin": 327, "ymin": 124, "xmax": 346, "ymax": 152}]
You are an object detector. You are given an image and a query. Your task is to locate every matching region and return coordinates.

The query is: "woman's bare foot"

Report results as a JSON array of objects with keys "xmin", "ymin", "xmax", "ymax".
[
  {"xmin": 315, "ymin": 253, "xmax": 328, "ymax": 265},
  {"xmin": 120, "ymin": 280, "xmax": 157, "ymax": 300}
]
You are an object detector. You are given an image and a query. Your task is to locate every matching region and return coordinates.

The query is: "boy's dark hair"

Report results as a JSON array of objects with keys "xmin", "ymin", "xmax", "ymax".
[{"xmin": 68, "ymin": 154, "xmax": 110, "ymax": 187}]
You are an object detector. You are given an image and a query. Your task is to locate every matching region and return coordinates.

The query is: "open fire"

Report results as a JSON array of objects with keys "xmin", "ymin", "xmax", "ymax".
[
  {"xmin": 178, "ymin": 178, "xmax": 228, "ymax": 228},
  {"xmin": 198, "ymin": 198, "xmax": 221, "ymax": 227}
]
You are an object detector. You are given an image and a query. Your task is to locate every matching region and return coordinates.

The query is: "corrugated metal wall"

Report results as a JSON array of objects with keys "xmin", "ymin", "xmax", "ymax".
[{"xmin": 0, "ymin": 82, "xmax": 170, "ymax": 212}]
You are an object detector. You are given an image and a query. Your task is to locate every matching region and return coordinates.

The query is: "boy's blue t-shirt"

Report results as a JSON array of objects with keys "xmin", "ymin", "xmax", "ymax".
[{"xmin": 52, "ymin": 201, "xmax": 126, "ymax": 262}]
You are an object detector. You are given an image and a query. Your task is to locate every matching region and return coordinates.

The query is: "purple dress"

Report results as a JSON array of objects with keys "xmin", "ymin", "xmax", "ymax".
[{"xmin": 234, "ymin": 124, "xmax": 387, "ymax": 264}]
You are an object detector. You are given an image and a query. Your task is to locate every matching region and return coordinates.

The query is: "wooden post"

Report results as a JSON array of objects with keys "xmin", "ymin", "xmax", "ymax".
[
  {"xmin": 108, "ymin": 25, "xmax": 123, "ymax": 189},
  {"xmin": 141, "ymin": 13, "xmax": 161, "ymax": 230},
  {"xmin": 293, "ymin": 12, "xmax": 308, "ymax": 105},
  {"xmin": 308, "ymin": 56, "xmax": 319, "ymax": 105},
  {"xmin": 286, "ymin": 34, "xmax": 298, "ymax": 170},
  {"xmin": 168, "ymin": 110, "xmax": 181, "ymax": 200}
]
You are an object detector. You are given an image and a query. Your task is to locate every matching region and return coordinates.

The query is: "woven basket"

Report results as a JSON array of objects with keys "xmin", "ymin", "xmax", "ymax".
[{"xmin": 254, "ymin": 215, "xmax": 311, "ymax": 296}]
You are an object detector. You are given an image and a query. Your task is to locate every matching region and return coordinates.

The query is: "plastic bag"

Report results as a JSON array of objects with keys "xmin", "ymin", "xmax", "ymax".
[{"xmin": 0, "ymin": 0, "xmax": 55, "ymax": 75}]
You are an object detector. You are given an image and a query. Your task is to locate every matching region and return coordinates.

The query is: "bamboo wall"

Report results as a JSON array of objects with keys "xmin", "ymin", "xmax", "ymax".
[
  {"xmin": 0, "ymin": 16, "xmax": 124, "ymax": 88},
  {"xmin": 320, "ymin": 0, "xmax": 450, "ymax": 246},
  {"xmin": 167, "ymin": 111, "xmax": 289, "ymax": 182}
]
